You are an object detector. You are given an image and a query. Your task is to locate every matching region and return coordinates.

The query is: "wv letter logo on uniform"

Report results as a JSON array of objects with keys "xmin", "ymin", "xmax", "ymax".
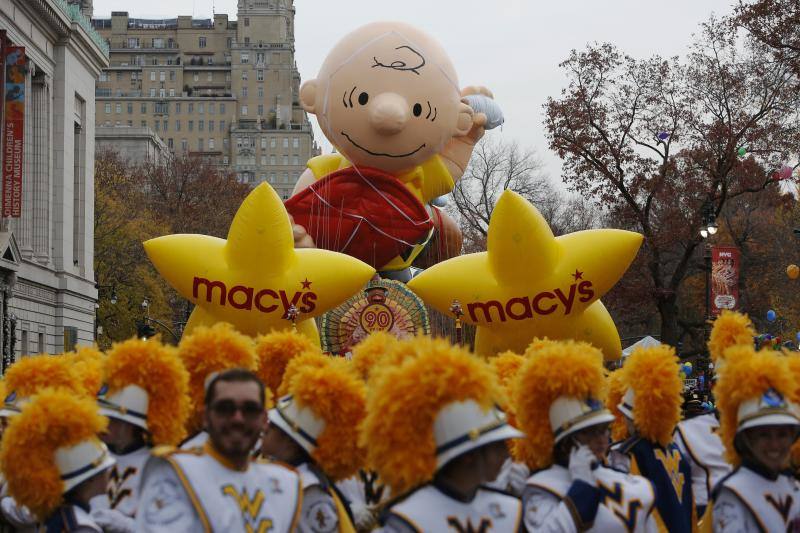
[
  {"xmin": 654, "ymin": 448, "xmax": 685, "ymax": 502},
  {"xmin": 446, "ymin": 516, "xmax": 492, "ymax": 533},
  {"xmin": 222, "ymin": 485, "xmax": 273, "ymax": 533}
]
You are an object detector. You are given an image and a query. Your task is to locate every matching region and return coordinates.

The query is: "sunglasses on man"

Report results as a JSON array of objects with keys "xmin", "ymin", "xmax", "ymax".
[{"xmin": 210, "ymin": 399, "xmax": 263, "ymax": 419}]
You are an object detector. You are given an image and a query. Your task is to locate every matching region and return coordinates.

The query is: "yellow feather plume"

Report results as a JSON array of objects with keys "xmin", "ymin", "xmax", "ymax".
[
  {"xmin": 350, "ymin": 332, "xmax": 401, "ymax": 382},
  {"xmin": 4, "ymin": 355, "xmax": 84, "ymax": 398},
  {"xmin": 361, "ymin": 337, "xmax": 500, "ymax": 494},
  {"xmin": 105, "ymin": 337, "xmax": 191, "ymax": 445},
  {"xmin": 177, "ymin": 323, "xmax": 256, "ymax": 434},
  {"xmin": 607, "ymin": 368, "xmax": 629, "ymax": 442},
  {"xmin": 282, "ymin": 354, "xmax": 367, "ymax": 481},
  {"xmin": 0, "ymin": 388, "xmax": 108, "ymax": 520},
  {"xmin": 621, "ymin": 345, "xmax": 683, "ymax": 446},
  {"xmin": 511, "ymin": 341, "xmax": 607, "ymax": 469},
  {"xmin": 708, "ymin": 311, "xmax": 756, "ymax": 364},
  {"xmin": 717, "ymin": 347, "xmax": 796, "ymax": 465},
  {"xmin": 254, "ymin": 330, "xmax": 320, "ymax": 396},
  {"xmin": 62, "ymin": 346, "xmax": 105, "ymax": 397}
]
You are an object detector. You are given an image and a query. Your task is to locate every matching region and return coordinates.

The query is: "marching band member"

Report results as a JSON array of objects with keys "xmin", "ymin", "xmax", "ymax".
[
  {"xmin": 176, "ymin": 323, "xmax": 258, "ymax": 449},
  {"xmin": 263, "ymin": 352, "xmax": 365, "ymax": 532},
  {"xmin": 254, "ymin": 329, "xmax": 320, "ymax": 398},
  {"xmin": 94, "ymin": 337, "xmax": 190, "ymax": 520},
  {"xmin": 136, "ymin": 368, "xmax": 302, "ymax": 532},
  {"xmin": 513, "ymin": 340, "xmax": 657, "ymax": 532},
  {"xmin": 707, "ymin": 345, "xmax": 800, "ymax": 531},
  {"xmin": 0, "ymin": 388, "xmax": 116, "ymax": 531},
  {"xmin": 615, "ymin": 344, "xmax": 696, "ymax": 532},
  {"xmin": 674, "ymin": 311, "xmax": 751, "ymax": 516},
  {"xmin": 362, "ymin": 336, "xmax": 525, "ymax": 532}
]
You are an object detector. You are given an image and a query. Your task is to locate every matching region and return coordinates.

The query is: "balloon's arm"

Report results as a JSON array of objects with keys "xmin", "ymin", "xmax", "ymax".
[
  {"xmin": 291, "ymin": 167, "xmax": 317, "ymax": 196},
  {"xmin": 439, "ymin": 112, "xmax": 487, "ymax": 182}
]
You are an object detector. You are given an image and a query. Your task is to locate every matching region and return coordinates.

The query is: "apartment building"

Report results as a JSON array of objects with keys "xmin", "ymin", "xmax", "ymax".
[{"xmin": 91, "ymin": 0, "xmax": 319, "ymax": 199}]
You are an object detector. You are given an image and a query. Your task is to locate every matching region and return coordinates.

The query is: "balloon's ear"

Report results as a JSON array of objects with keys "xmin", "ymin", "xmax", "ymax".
[
  {"xmin": 454, "ymin": 101, "xmax": 474, "ymax": 137},
  {"xmin": 299, "ymin": 79, "xmax": 318, "ymax": 114}
]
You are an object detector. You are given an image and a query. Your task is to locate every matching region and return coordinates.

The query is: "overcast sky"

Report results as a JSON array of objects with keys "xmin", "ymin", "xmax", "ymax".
[{"xmin": 94, "ymin": 0, "xmax": 737, "ymax": 187}]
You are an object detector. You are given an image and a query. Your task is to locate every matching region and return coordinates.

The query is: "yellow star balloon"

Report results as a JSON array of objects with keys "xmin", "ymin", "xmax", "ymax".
[
  {"xmin": 408, "ymin": 190, "xmax": 643, "ymax": 360},
  {"xmin": 144, "ymin": 183, "xmax": 376, "ymax": 343}
]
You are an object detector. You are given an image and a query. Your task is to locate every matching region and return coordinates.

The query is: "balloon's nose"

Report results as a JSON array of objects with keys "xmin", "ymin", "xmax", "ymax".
[{"xmin": 368, "ymin": 93, "xmax": 409, "ymax": 135}]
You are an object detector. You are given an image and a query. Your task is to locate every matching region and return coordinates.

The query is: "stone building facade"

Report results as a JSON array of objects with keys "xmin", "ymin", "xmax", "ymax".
[
  {"xmin": 0, "ymin": 0, "xmax": 108, "ymax": 361},
  {"xmin": 91, "ymin": 0, "xmax": 319, "ymax": 199}
]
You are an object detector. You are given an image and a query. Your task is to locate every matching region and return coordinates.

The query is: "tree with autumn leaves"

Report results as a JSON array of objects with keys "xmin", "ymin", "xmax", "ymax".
[
  {"xmin": 94, "ymin": 151, "xmax": 249, "ymax": 347},
  {"xmin": 543, "ymin": 14, "xmax": 800, "ymax": 348}
]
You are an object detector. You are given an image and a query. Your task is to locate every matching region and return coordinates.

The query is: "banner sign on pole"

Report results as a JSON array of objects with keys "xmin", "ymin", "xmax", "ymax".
[
  {"xmin": 2, "ymin": 46, "xmax": 26, "ymax": 218},
  {"xmin": 711, "ymin": 246, "xmax": 740, "ymax": 315}
]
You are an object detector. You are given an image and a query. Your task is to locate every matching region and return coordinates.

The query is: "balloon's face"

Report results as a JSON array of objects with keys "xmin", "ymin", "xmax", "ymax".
[{"xmin": 316, "ymin": 32, "xmax": 463, "ymax": 173}]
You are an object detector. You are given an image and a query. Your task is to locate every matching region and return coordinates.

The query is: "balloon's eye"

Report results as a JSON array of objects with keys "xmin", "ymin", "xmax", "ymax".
[
  {"xmin": 413, "ymin": 103, "xmax": 423, "ymax": 117},
  {"xmin": 358, "ymin": 92, "xmax": 369, "ymax": 105}
]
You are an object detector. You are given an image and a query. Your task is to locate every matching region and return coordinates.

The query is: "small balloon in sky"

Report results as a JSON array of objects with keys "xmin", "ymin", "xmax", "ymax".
[
  {"xmin": 657, "ymin": 132, "xmax": 670, "ymax": 141},
  {"xmin": 767, "ymin": 309, "xmax": 777, "ymax": 322},
  {"xmin": 737, "ymin": 147, "xmax": 747, "ymax": 157}
]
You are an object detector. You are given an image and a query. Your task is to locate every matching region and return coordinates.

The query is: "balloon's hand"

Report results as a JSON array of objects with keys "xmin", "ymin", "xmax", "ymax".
[
  {"xmin": 440, "ymin": 86, "xmax": 492, "ymax": 181},
  {"xmin": 289, "ymin": 215, "xmax": 315, "ymax": 248}
]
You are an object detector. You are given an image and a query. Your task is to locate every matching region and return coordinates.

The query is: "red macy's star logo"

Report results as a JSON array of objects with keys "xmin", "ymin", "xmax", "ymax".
[
  {"xmin": 572, "ymin": 269, "xmax": 583, "ymax": 281},
  {"xmin": 301, "ymin": 279, "xmax": 312, "ymax": 289}
]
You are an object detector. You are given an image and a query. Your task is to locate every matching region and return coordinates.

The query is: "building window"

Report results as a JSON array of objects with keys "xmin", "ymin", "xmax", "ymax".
[
  {"xmin": 261, "ymin": 138, "xmax": 267, "ymax": 149},
  {"xmin": 198, "ymin": 138, "xmax": 204, "ymax": 150},
  {"xmin": 104, "ymin": 103, "xmax": 111, "ymax": 114},
  {"xmin": 154, "ymin": 102, "xmax": 168, "ymax": 114},
  {"xmin": 269, "ymin": 155, "xmax": 275, "ymax": 165},
  {"xmin": 168, "ymin": 138, "xmax": 174, "ymax": 149},
  {"xmin": 99, "ymin": 72, "xmax": 109, "ymax": 82},
  {"xmin": 38, "ymin": 332, "xmax": 44, "ymax": 354},
  {"xmin": 176, "ymin": 103, "xmax": 181, "ymax": 113},
  {"xmin": 188, "ymin": 103, "xmax": 194, "ymax": 113},
  {"xmin": 150, "ymin": 71, "xmax": 156, "ymax": 81},
  {"xmin": 21, "ymin": 330, "xmax": 28, "ymax": 356},
  {"xmin": 283, "ymin": 172, "xmax": 289, "ymax": 183},
  {"xmin": 283, "ymin": 138, "xmax": 288, "ymax": 148},
  {"xmin": 223, "ymin": 138, "xmax": 229, "ymax": 149},
  {"xmin": 242, "ymin": 70, "xmax": 248, "ymax": 80},
  {"xmin": 163, "ymin": 120, "xmax": 168, "ymax": 132},
  {"xmin": 258, "ymin": 86, "xmax": 264, "ymax": 98},
  {"xmin": 154, "ymin": 121, "xmax": 160, "ymax": 131},
  {"xmin": 193, "ymin": 73, "xmax": 199, "ymax": 82},
  {"xmin": 257, "ymin": 70, "xmax": 264, "ymax": 81},
  {"xmin": 283, "ymin": 155, "xmax": 288, "ymax": 165},
  {"xmin": 128, "ymin": 37, "xmax": 140, "ymax": 48},
  {"xmin": 199, "ymin": 103, "xmax": 204, "ymax": 114},
  {"xmin": 159, "ymin": 89, "xmax": 165, "ymax": 97},
  {"xmin": 220, "ymin": 103, "xmax": 226, "ymax": 114},
  {"xmin": 149, "ymin": 88, "xmax": 156, "ymax": 97},
  {"xmin": 257, "ymin": 52, "xmax": 265, "ymax": 64},
  {"xmin": 181, "ymin": 138, "xmax": 188, "ymax": 151},
  {"xmin": 209, "ymin": 103, "xmax": 215, "ymax": 114},
  {"xmin": 199, "ymin": 37, "xmax": 207, "ymax": 48},
  {"xmin": 209, "ymin": 138, "xmax": 215, "ymax": 150},
  {"xmin": 293, "ymin": 137, "xmax": 299, "ymax": 148},
  {"xmin": 127, "ymin": 120, "xmax": 133, "ymax": 127},
  {"xmin": 209, "ymin": 121, "xmax": 214, "ymax": 132},
  {"xmin": 227, "ymin": 37, "xmax": 233, "ymax": 48},
  {"xmin": 141, "ymin": 120, "xmax": 147, "ymax": 127},
  {"xmin": 244, "ymin": 17, "xmax": 250, "ymax": 26},
  {"xmin": 141, "ymin": 103, "xmax": 147, "ymax": 113},
  {"xmin": 270, "ymin": 138, "xmax": 276, "ymax": 148},
  {"xmin": 153, "ymin": 38, "xmax": 164, "ymax": 48},
  {"xmin": 244, "ymin": 37, "xmax": 250, "ymax": 46},
  {"xmin": 169, "ymin": 88, "xmax": 175, "ymax": 97},
  {"xmin": 207, "ymin": 72, "xmax": 213, "ymax": 81},
  {"xmin": 292, "ymin": 155, "xmax": 299, "ymax": 165},
  {"xmin": 261, "ymin": 155, "xmax": 266, "ymax": 165},
  {"xmin": 199, "ymin": 120, "xmax": 204, "ymax": 131},
  {"xmin": 188, "ymin": 121, "xmax": 194, "ymax": 131},
  {"xmin": 127, "ymin": 103, "xmax": 133, "ymax": 114},
  {"xmin": 170, "ymin": 70, "xmax": 175, "ymax": 81},
  {"xmin": 176, "ymin": 120, "xmax": 181, "ymax": 131},
  {"xmin": 241, "ymin": 52, "xmax": 249, "ymax": 64},
  {"xmin": 208, "ymin": 57, "xmax": 213, "ymax": 65},
  {"xmin": 151, "ymin": 58, "xmax": 159, "ymax": 66},
  {"xmin": 160, "ymin": 71, "xmax": 166, "ymax": 81},
  {"xmin": 241, "ymin": 105, "xmax": 248, "ymax": 115}
]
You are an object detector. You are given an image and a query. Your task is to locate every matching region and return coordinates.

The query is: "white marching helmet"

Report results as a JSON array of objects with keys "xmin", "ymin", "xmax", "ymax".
[
  {"xmin": 550, "ymin": 396, "xmax": 615, "ymax": 444},
  {"xmin": 268, "ymin": 395, "xmax": 326, "ymax": 455},
  {"xmin": 97, "ymin": 384, "xmax": 150, "ymax": 431},
  {"xmin": 617, "ymin": 388, "xmax": 636, "ymax": 420},
  {"xmin": 736, "ymin": 387, "xmax": 800, "ymax": 433},
  {"xmin": 56, "ymin": 439, "xmax": 116, "ymax": 493},
  {"xmin": 433, "ymin": 399, "xmax": 524, "ymax": 469},
  {"xmin": 0, "ymin": 391, "xmax": 24, "ymax": 418}
]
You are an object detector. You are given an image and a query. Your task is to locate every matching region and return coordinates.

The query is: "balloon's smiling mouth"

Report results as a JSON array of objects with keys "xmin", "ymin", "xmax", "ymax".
[{"xmin": 340, "ymin": 131, "xmax": 425, "ymax": 158}]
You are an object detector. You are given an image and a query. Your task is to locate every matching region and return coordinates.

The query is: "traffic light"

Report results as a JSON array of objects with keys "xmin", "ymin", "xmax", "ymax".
[{"xmin": 136, "ymin": 320, "xmax": 157, "ymax": 339}]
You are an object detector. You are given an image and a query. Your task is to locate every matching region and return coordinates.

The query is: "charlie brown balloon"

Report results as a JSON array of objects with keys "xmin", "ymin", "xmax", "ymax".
[{"xmin": 285, "ymin": 22, "xmax": 491, "ymax": 272}]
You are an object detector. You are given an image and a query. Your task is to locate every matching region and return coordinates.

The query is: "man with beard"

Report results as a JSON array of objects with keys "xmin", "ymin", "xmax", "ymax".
[{"xmin": 136, "ymin": 369, "xmax": 302, "ymax": 532}]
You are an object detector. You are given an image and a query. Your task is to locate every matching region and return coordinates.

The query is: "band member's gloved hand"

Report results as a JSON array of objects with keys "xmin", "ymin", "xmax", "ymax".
[
  {"xmin": 0, "ymin": 496, "xmax": 36, "ymax": 527},
  {"xmin": 91, "ymin": 508, "xmax": 136, "ymax": 533},
  {"xmin": 507, "ymin": 461, "xmax": 531, "ymax": 496},
  {"xmin": 568, "ymin": 445, "xmax": 597, "ymax": 486}
]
